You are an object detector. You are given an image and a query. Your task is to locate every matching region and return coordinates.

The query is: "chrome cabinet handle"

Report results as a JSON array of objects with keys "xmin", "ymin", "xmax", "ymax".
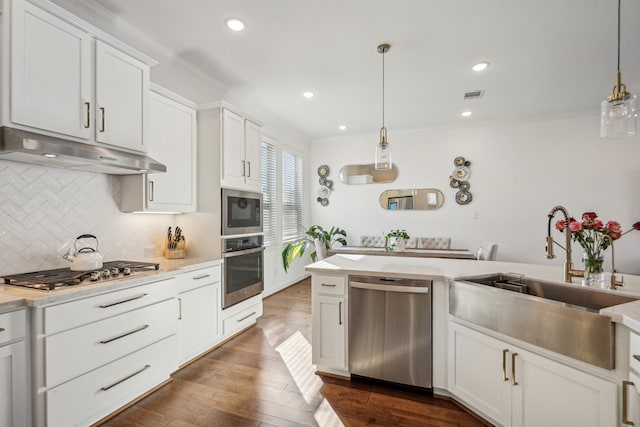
[
  {"xmin": 178, "ymin": 298, "xmax": 182, "ymax": 320},
  {"xmin": 148, "ymin": 180, "xmax": 154, "ymax": 201},
  {"xmin": 193, "ymin": 274, "xmax": 210, "ymax": 280},
  {"xmin": 99, "ymin": 107, "xmax": 105, "ymax": 132},
  {"xmin": 502, "ymin": 349, "xmax": 509, "ymax": 382},
  {"xmin": 321, "ymin": 283, "xmax": 336, "ymax": 287},
  {"xmin": 511, "ymin": 352, "xmax": 518, "ymax": 386},
  {"xmin": 99, "ymin": 324, "xmax": 149, "ymax": 344},
  {"xmin": 99, "ymin": 293, "xmax": 148, "ymax": 308},
  {"xmin": 623, "ymin": 380, "xmax": 635, "ymax": 426},
  {"xmin": 237, "ymin": 312, "xmax": 257, "ymax": 323},
  {"xmin": 100, "ymin": 365, "xmax": 150, "ymax": 391},
  {"xmin": 84, "ymin": 102, "xmax": 91, "ymax": 128},
  {"xmin": 339, "ymin": 301, "xmax": 343, "ymax": 325},
  {"xmin": 242, "ymin": 160, "xmax": 246, "ymax": 177},
  {"xmin": 247, "ymin": 161, "xmax": 251, "ymax": 177}
]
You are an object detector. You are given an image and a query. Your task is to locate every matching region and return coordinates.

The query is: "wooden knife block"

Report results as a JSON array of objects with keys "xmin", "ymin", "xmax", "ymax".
[{"xmin": 164, "ymin": 236, "xmax": 186, "ymax": 259}]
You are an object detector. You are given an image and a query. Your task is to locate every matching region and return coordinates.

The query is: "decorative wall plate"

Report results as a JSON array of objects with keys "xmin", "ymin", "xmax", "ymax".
[
  {"xmin": 325, "ymin": 179, "xmax": 334, "ymax": 189},
  {"xmin": 318, "ymin": 186, "xmax": 330, "ymax": 197},
  {"xmin": 320, "ymin": 197, "xmax": 329, "ymax": 206},
  {"xmin": 452, "ymin": 166, "xmax": 471, "ymax": 181},
  {"xmin": 459, "ymin": 181, "xmax": 470, "ymax": 191},
  {"xmin": 319, "ymin": 177, "xmax": 326, "ymax": 186},
  {"xmin": 455, "ymin": 190, "xmax": 472, "ymax": 205},
  {"xmin": 317, "ymin": 165, "xmax": 330, "ymax": 177},
  {"xmin": 450, "ymin": 178, "xmax": 460, "ymax": 188},
  {"xmin": 454, "ymin": 156, "xmax": 466, "ymax": 166}
]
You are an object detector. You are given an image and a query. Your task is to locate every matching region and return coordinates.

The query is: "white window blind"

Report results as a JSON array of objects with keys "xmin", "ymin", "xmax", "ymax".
[
  {"xmin": 282, "ymin": 149, "xmax": 303, "ymax": 242},
  {"xmin": 261, "ymin": 141, "xmax": 277, "ymax": 246}
]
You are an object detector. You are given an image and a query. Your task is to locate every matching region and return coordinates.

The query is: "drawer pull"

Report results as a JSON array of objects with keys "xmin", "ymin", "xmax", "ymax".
[
  {"xmin": 502, "ymin": 349, "xmax": 509, "ymax": 382},
  {"xmin": 178, "ymin": 298, "xmax": 182, "ymax": 320},
  {"xmin": 99, "ymin": 293, "xmax": 148, "ymax": 308},
  {"xmin": 100, "ymin": 324, "xmax": 149, "ymax": 344},
  {"xmin": 237, "ymin": 312, "xmax": 257, "ymax": 323},
  {"xmin": 193, "ymin": 274, "xmax": 211, "ymax": 280},
  {"xmin": 99, "ymin": 107, "xmax": 105, "ymax": 132},
  {"xmin": 84, "ymin": 102, "xmax": 91, "ymax": 128},
  {"xmin": 339, "ymin": 301, "xmax": 343, "ymax": 325},
  {"xmin": 0, "ymin": 327, "xmax": 4, "ymax": 332},
  {"xmin": 100, "ymin": 364, "xmax": 151, "ymax": 391},
  {"xmin": 511, "ymin": 352, "xmax": 519, "ymax": 386},
  {"xmin": 321, "ymin": 283, "xmax": 337, "ymax": 287},
  {"xmin": 623, "ymin": 380, "xmax": 635, "ymax": 425},
  {"xmin": 633, "ymin": 355, "xmax": 640, "ymax": 362}
]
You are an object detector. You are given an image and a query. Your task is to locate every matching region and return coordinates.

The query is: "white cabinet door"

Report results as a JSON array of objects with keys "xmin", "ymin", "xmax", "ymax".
[
  {"xmin": 243, "ymin": 119, "xmax": 262, "ymax": 190},
  {"xmin": 312, "ymin": 295, "xmax": 346, "ymax": 371},
  {"xmin": 146, "ymin": 91, "xmax": 196, "ymax": 212},
  {"xmin": 95, "ymin": 40, "xmax": 149, "ymax": 152},
  {"xmin": 0, "ymin": 341, "xmax": 27, "ymax": 427},
  {"xmin": 221, "ymin": 108, "xmax": 246, "ymax": 187},
  {"xmin": 448, "ymin": 322, "xmax": 512, "ymax": 426},
  {"xmin": 10, "ymin": 0, "xmax": 91, "ymax": 139},
  {"xmin": 178, "ymin": 282, "xmax": 221, "ymax": 365},
  {"xmin": 511, "ymin": 348, "xmax": 617, "ymax": 427}
]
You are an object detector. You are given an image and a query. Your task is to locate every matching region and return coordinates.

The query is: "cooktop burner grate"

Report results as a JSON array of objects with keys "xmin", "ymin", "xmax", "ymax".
[{"xmin": 2, "ymin": 260, "xmax": 160, "ymax": 291}]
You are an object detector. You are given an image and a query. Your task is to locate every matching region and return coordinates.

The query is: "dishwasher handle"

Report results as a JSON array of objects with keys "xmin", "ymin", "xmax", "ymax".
[{"xmin": 350, "ymin": 281, "xmax": 430, "ymax": 294}]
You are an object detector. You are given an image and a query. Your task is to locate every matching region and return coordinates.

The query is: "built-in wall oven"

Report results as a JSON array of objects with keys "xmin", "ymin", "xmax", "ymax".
[
  {"xmin": 222, "ymin": 234, "xmax": 264, "ymax": 308},
  {"xmin": 222, "ymin": 188, "xmax": 263, "ymax": 236}
]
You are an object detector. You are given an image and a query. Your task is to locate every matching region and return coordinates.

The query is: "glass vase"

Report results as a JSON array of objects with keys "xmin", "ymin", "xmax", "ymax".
[{"xmin": 582, "ymin": 250, "xmax": 605, "ymax": 287}]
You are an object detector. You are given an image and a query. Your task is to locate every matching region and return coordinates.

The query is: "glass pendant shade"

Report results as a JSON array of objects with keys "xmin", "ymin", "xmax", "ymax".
[
  {"xmin": 375, "ymin": 128, "xmax": 391, "ymax": 170},
  {"xmin": 600, "ymin": 95, "xmax": 637, "ymax": 138}
]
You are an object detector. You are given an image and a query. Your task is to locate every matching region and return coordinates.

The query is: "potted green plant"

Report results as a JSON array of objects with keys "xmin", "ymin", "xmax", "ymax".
[
  {"xmin": 282, "ymin": 225, "xmax": 347, "ymax": 272},
  {"xmin": 385, "ymin": 229, "xmax": 410, "ymax": 251}
]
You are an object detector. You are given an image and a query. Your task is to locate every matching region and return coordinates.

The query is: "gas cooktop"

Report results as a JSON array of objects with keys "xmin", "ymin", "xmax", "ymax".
[{"xmin": 2, "ymin": 261, "xmax": 160, "ymax": 291}]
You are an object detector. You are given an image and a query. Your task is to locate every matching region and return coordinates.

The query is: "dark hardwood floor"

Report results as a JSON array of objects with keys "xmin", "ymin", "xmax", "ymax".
[{"xmin": 101, "ymin": 278, "xmax": 489, "ymax": 427}]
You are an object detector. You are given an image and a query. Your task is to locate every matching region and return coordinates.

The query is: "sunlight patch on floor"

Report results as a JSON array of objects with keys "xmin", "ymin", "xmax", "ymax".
[{"xmin": 276, "ymin": 331, "xmax": 345, "ymax": 427}]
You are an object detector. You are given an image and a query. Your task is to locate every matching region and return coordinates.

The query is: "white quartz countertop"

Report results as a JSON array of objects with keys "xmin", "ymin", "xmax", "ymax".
[
  {"xmin": 0, "ymin": 256, "xmax": 222, "ymax": 309},
  {"xmin": 306, "ymin": 254, "xmax": 640, "ymax": 331}
]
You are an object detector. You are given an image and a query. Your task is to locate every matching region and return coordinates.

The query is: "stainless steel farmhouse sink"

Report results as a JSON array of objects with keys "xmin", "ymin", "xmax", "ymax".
[{"xmin": 451, "ymin": 273, "xmax": 639, "ymax": 369}]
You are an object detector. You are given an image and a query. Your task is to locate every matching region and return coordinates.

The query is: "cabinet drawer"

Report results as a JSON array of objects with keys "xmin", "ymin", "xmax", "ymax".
[
  {"xmin": 223, "ymin": 301, "xmax": 262, "ymax": 337},
  {"xmin": 0, "ymin": 309, "xmax": 27, "ymax": 346},
  {"xmin": 44, "ymin": 276, "xmax": 175, "ymax": 334},
  {"xmin": 312, "ymin": 274, "xmax": 346, "ymax": 295},
  {"xmin": 175, "ymin": 265, "xmax": 221, "ymax": 293},
  {"xmin": 631, "ymin": 331, "xmax": 640, "ymax": 374},
  {"xmin": 45, "ymin": 298, "xmax": 178, "ymax": 387},
  {"xmin": 47, "ymin": 334, "xmax": 178, "ymax": 427}
]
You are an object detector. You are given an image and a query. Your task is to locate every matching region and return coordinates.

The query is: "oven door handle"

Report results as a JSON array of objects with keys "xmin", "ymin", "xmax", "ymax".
[{"xmin": 223, "ymin": 247, "xmax": 265, "ymax": 258}]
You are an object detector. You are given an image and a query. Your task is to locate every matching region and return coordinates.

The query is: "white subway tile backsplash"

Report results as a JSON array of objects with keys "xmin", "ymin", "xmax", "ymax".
[{"xmin": 0, "ymin": 160, "xmax": 174, "ymax": 275}]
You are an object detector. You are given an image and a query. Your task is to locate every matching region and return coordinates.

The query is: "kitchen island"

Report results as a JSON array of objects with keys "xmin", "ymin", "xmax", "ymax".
[
  {"xmin": 306, "ymin": 254, "xmax": 640, "ymax": 427},
  {"xmin": 327, "ymin": 246, "xmax": 477, "ymax": 259}
]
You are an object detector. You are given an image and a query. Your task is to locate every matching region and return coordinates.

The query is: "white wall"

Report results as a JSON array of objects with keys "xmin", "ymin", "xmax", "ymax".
[{"xmin": 309, "ymin": 113, "xmax": 640, "ymax": 275}]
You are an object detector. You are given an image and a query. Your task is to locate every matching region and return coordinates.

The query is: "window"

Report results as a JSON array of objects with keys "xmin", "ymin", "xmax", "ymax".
[
  {"xmin": 282, "ymin": 149, "xmax": 303, "ymax": 241},
  {"xmin": 261, "ymin": 140, "xmax": 277, "ymax": 246}
]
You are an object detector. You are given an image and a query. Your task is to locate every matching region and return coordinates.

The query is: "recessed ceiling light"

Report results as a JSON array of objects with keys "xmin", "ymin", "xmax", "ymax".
[
  {"xmin": 226, "ymin": 18, "xmax": 245, "ymax": 31},
  {"xmin": 338, "ymin": 125, "xmax": 347, "ymax": 131},
  {"xmin": 43, "ymin": 153, "xmax": 58, "ymax": 158},
  {"xmin": 461, "ymin": 111, "xmax": 472, "ymax": 117},
  {"xmin": 472, "ymin": 62, "xmax": 489, "ymax": 72},
  {"xmin": 303, "ymin": 91, "xmax": 315, "ymax": 98}
]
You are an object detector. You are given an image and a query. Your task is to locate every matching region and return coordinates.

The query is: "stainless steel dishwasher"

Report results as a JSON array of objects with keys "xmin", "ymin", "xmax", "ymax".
[{"xmin": 349, "ymin": 276, "xmax": 432, "ymax": 389}]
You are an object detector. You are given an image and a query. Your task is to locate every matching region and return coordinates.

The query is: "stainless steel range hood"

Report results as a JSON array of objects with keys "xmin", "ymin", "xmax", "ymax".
[{"xmin": 0, "ymin": 127, "xmax": 166, "ymax": 174}]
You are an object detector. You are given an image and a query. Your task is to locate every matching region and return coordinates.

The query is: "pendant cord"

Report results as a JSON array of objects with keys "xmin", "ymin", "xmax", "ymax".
[
  {"xmin": 382, "ymin": 49, "xmax": 385, "ymax": 128},
  {"xmin": 617, "ymin": 0, "xmax": 621, "ymax": 72}
]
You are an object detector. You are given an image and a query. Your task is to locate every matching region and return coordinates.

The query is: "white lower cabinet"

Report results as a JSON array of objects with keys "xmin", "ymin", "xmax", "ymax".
[
  {"xmin": 221, "ymin": 294, "xmax": 263, "ymax": 338},
  {"xmin": 448, "ymin": 322, "xmax": 617, "ymax": 427},
  {"xmin": 311, "ymin": 274, "xmax": 347, "ymax": 374},
  {"xmin": 176, "ymin": 265, "xmax": 222, "ymax": 365},
  {"xmin": 0, "ymin": 309, "xmax": 28, "ymax": 427}
]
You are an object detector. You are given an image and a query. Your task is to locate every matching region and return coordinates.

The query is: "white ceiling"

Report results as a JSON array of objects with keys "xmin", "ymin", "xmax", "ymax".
[{"xmin": 54, "ymin": 0, "xmax": 640, "ymax": 140}]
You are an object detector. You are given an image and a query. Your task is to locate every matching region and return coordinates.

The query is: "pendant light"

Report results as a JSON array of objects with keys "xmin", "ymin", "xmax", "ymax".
[
  {"xmin": 600, "ymin": 0, "xmax": 637, "ymax": 138},
  {"xmin": 375, "ymin": 43, "xmax": 392, "ymax": 170}
]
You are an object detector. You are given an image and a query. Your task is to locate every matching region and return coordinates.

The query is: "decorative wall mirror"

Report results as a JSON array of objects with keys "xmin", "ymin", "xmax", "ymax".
[
  {"xmin": 379, "ymin": 188, "xmax": 444, "ymax": 210},
  {"xmin": 339, "ymin": 163, "xmax": 398, "ymax": 184}
]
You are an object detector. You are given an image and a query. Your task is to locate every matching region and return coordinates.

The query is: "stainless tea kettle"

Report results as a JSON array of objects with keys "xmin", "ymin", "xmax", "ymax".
[{"xmin": 63, "ymin": 234, "xmax": 104, "ymax": 271}]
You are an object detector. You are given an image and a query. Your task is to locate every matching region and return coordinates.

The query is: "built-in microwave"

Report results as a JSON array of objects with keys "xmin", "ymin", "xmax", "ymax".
[{"xmin": 221, "ymin": 188, "xmax": 263, "ymax": 236}]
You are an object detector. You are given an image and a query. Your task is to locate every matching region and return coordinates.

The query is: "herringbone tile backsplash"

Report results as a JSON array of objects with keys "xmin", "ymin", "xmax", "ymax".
[{"xmin": 0, "ymin": 160, "xmax": 174, "ymax": 275}]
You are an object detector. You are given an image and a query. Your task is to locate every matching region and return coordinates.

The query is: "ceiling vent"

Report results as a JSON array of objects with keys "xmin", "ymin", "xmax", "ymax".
[{"xmin": 464, "ymin": 90, "xmax": 484, "ymax": 100}]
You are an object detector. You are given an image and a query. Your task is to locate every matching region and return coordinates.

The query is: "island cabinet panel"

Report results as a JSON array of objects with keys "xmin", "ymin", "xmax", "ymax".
[
  {"xmin": 311, "ymin": 274, "xmax": 347, "ymax": 375},
  {"xmin": 449, "ymin": 321, "xmax": 617, "ymax": 427}
]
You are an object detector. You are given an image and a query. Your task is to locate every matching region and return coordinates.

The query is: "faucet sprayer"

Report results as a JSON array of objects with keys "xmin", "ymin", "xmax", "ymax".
[{"xmin": 546, "ymin": 205, "xmax": 585, "ymax": 283}]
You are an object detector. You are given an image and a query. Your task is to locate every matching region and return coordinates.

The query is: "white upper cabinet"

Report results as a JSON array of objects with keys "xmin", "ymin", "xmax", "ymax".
[
  {"xmin": 221, "ymin": 108, "xmax": 262, "ymax": 191},
  {"xmin": 119, "ymin": 88, "xmax": 197, "ymax": 213},
  {"xmin": 6, "ymin": 0, "xmax": 153, "ymax": 153},
  {"xmin": 95, "ymin": 40, "xmax": 149, "ymax": 152},
  {"xmin": 10, "ymin": 0, "xmax": 92, "ymax": 139}
]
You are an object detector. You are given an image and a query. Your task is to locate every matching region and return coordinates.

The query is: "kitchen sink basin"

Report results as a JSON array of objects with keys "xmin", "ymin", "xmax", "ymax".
[{"xmin": 450, "ymin": 273, "xmax": 639, "ymax": 369}]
